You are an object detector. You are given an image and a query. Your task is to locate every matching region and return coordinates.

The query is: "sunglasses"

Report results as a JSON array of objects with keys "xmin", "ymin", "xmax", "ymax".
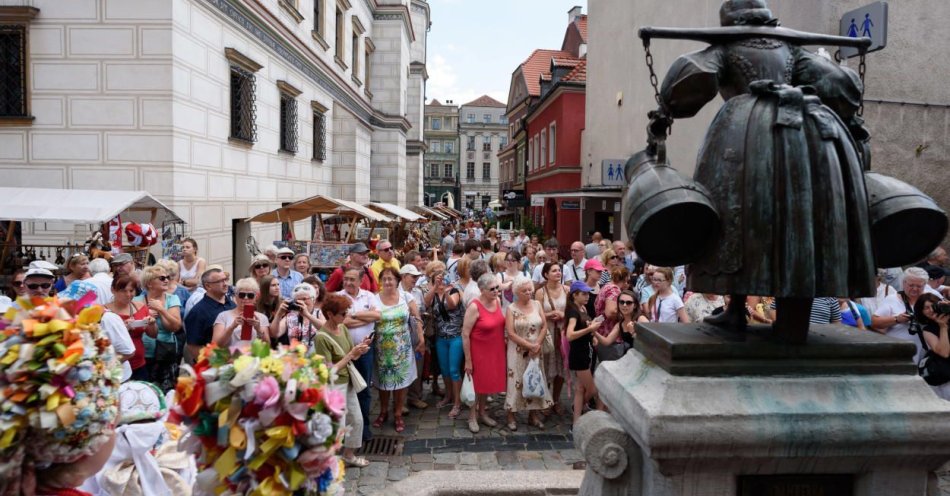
[
  {"xmin": 26, "ymin": 282, "xmax": 52, "ymax": 290},
  {"xmin": 610, "ymin": 256, "xmax": 621, "ymax": 260},
  {"xmin": 11, "ymin": 281, "xmax": 23, "ymax": 288},
  {"xmin": 237, "ymin": 292, "xmax": 256, "ymax": 299},
  {"xmin": 158, "ymin": 275, "xmax": 170, "ymax": 282},
  {"xmin": 254, "ymin": 263, "xmax": 270, "ymax": 270},
  {"xmin": 379, "ymin": 247, "xmax": 392, "ymax": 252},
  {"xmin": 489, "ymin": 286, "xmax": 500, "ymax": 292},
  {"xmin": 618, "ymin": 300, "xmax": 636, "ymax": 306},
  {"xmin": 278, "ymin": 255, "xmax": 294, "ymax": 260}
]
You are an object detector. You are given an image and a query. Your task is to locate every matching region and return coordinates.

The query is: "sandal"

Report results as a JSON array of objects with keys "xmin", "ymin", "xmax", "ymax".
[
  {"xmin": 479, "ymin": 415, "xmax": 498, "ymax": 428},
  {"xmin": 436, "ymin": 398, "xmax": 452, "ymax": 408},
  {"xmin": 344, "ymin": 456, "xmax": 370, "ymax": 468},
  {"xmin": 530, "ymin": 415, "xmax": 545, "ymax": 430},
  {"xmin": 506, "ymin": 420, "xmax": 517, "ymax": 431},
  {"xmin": 394, "ymin": 417, "xmax": 405, "ymax": 433},
  {"xmin": 448, "ymin": 405, "xmax": 461, "ymax": 419},
  {"xmin": 372, "ymin": 413, "xmax": 388, "ymax": 429}
]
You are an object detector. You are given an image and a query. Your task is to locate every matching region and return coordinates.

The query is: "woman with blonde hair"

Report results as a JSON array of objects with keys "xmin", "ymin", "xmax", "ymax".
[
  {"xmin": 156, "ymin": 258, "xmax": 191, "ymax": 306},
  {"xmin": 54, "ymin": 253, "xmax": 90, "ymax": 292},
  {"xmin": 504, "ymin": 276, "xmax": 552, "ymax": 430},
  {"xmin": 134, "ymin": 265, "xmax": 183, "ymax": 392},
  {"xmin": 598, "ymin": 249, "xmax": 623, "ymax": 286},
  {"xmin": 212, "ymin": 277, "xmax": 272, "ymax": 347}
]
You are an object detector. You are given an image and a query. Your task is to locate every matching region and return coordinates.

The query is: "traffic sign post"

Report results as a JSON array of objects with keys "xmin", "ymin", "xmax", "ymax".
[{"xmin": 839, "ymin": 1, "xmax": 887, "ymax": 58}]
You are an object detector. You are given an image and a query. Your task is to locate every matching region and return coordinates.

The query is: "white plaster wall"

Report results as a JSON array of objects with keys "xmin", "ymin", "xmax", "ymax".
[{"xmin": 370, "ymin": 128, "xmax": 407, "ymax": 204}]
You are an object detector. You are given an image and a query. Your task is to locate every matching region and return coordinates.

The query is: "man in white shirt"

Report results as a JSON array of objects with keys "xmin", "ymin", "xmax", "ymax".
[
  {"xmin": 337, "ymin": 268, "xmax": 381, "ymax": 441},
  {"xmin": 87, "ymin": 258, "xmax": 114, "ymax": 305},
  {"xmin": 562, "ymin": 242, "xmax": 587, "ymax": 284}
]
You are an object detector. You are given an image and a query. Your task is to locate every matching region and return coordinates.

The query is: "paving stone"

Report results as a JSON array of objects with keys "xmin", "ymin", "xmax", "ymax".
[
  {"xmin": 517, "ymin": 451, "xmax": 543, "ymax": 460},
  {"xmin": 356, "ymin": 476, "xmax": 385, "ymax": 487},
  {"xmin": 477, "ymin": 452, "xmax": 497, "ymax": 463},
  {"xmin": 542, "ymin": 451, "xmax": 563, "ymax": 464},
  {"xmin": 559, "ymin": 449, "xmax": 583, "ymax": 462},
  {"xmin": 358, "ymin": 485, "xmax": 385, "ymax": 496},
  {"xmin": 410, "ymin": 462, "xmax": 433, "ymax": 472},
  {"xmin": 459, "ymin": 452, "xmax": 479, "ymax": 465},
  {"xmin": 410, "ymin": 453, "xmax": 434, "ymax": 463},
  {"xmin": 415, "ymin": 428, "xmax": 438, "ymax": 438},
  {"xmin": 433, "ymin": 463, "xmax": 456, "ymax": 470},
  {"xmin": 432, "ymin": 452, "xmax": 460, "ymax": 464},
  {"xmin": 363, "ymin": 462, "xmax": 389, "ymax": 479},
  {"xmin": 345, "ymin": 467, "xmax": 361, "ymax": 479},
  {"xmin": 522, "ymin": 459, "xmax": 547, "ymax": 470},
  {"xmin": 458, "ymin": 465, "xmax": 479, "ymax": 470},
  {"xmin": 387, "ymin": 467, "xmax": 410, "ymax": 481},
  {"xmin": 388, "ymin": 455, "xmax": 408, "ymax": 467}
]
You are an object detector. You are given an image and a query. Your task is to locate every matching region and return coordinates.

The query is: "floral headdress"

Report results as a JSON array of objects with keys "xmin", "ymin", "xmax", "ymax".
[
  {"xmin": 171, "ymin": 340, "xmax": 346, "ymax": 496},
  {"xmin": 0, "ymin": 296, "xmax": 121, "ymax": 496}
]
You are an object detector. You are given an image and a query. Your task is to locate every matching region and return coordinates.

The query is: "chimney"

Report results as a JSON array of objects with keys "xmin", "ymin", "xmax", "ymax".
[
  {"xmin": 568, "ymin": 6, "xmax": 582, "ymax": 25},
  {"xmin": 446, "ymin": 100, "xmax": 453, "ymax": 105}
]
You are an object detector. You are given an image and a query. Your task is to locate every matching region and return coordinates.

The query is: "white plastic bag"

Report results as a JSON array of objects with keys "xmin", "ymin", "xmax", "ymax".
[
  {"xmin": 522, "ymin": 358, "xmax": 546, "ymax": 399},
  {"xmin": 461, "ymin": 373, "xmax": 476, "ymax": 406}
]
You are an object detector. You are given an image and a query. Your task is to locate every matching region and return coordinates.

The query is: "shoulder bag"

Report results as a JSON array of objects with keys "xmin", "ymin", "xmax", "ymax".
[
  {"xmin": 901, "ymin": 293, "xmax": 950, "ymax": 386},
  {"xmin": 317, "ymin": 330, "xmax": 367, "ymax": 393}
]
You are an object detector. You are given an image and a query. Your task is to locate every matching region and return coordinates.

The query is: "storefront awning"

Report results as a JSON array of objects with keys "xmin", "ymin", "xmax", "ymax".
[
  {"xmin": 529, "ymin": 190, "xmax": 622, "ymax": 201},
  {"xmin": 0, "ymin": 187, "xmax": 184, "ymax": 224},
  {"xmin": 247, "ymin": 195, "xmax": 392, "ymax": 224},
  {"xmin": 409, "ymin": 205, "xmax": 449, "ymax": 220},
  {"xmin": 366, "ymin": 202, "xmax": 424, "ymax": 222}
]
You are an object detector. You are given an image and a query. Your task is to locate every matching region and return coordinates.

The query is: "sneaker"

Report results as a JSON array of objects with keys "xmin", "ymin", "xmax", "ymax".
[
  {"xmin": 468, "ymin": 418, "xmax": 480, "ymax": 433},
  {"xmin": 480, "ymin": 415, "xmax": 498, "ymax": 428}
]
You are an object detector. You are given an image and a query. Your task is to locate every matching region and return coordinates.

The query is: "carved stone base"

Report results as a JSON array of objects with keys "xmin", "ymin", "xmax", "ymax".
[{"xmin": 574, "ymin": 323, "xmax": 950, "ymax": 496}]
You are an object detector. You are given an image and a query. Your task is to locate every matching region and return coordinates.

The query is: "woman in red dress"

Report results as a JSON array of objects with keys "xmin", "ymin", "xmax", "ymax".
[
  {"xmin": 105, "ymin": 274, "xmax": 156, "ymax": 381},
  {"xmin": 462, "ymin": 273, "xmax": 507, "ymax": 433}
]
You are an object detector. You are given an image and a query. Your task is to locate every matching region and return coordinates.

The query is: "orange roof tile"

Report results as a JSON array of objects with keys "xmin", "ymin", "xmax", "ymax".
[
  {"xmin": 561, "ymin": 59, "xmax": 587, "ymax": 83},
  {"xmin": 461, "ymin": 95, "xmax": 506, "ymax": 108},
  {"xmin": 520, "ymin": 49, "xmax": 575, "ymax": 97}
]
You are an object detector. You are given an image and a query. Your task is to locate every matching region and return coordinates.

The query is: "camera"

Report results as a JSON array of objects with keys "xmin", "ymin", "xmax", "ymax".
[
  {"xmin": 934, "ymin": 301, "xmax": 950, "ymax": 316},
  {"xmin": 286, "ymin": 300, "xmax": 300, "ymax": 312}
]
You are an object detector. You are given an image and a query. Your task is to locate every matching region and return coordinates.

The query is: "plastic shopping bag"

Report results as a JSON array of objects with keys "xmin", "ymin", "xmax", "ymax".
[
  {"xmin": 522, "ymin": 358, "xmax": 546, "ymax": 399},
  {"xmin": 461, "ymin": 373, "xmax": 476, "ymax": 406}
]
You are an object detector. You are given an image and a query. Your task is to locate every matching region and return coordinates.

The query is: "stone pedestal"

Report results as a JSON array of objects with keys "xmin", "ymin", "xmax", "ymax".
[{"xmin": 575, "ymin": 323, "xmax": 950, "ymax": 496}]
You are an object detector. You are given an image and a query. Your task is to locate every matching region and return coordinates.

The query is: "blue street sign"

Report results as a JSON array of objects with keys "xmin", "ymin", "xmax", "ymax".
[
  {"xmin": 839, "ymin": 2, "xmax": 887, "ymax": 58},
  {"xmin": 602, "ymin": 159, "xmax": 626, "ymax": 187}
]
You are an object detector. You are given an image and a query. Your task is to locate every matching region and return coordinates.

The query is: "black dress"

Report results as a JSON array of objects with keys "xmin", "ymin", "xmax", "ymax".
[{"xmin": 566, "ymin": 306, "xmax": 593, "ymax": 371}]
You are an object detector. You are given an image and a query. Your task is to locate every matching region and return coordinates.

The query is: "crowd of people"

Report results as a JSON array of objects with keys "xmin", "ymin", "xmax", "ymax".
[{"xmin": 4, "ymin": 224, "xmax": 949, "ymax": 488}]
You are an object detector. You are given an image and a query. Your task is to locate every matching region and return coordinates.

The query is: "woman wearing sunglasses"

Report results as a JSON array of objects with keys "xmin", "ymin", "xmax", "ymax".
[
  {"xmin": 462, "ymin": 273, "xmax": 507, "ymax": 433},
  {"xmin": 598, "ymin": 249, "xmax": 623, "ymax": 286},
  {"xmin": 639, "ymin": 267, "xmax": 690, "ymax": 323},
  {"xmin": 134, "ymin": 265, "xmax": 183, "ymax": 392},
  {"xmin": 599, "ymin": 290, "xmax": 639, "ymax": 354},
  {"xmin": 6, "ymin": 268, "xmax": 26, "ymax": 299},
  {"xmin": 212, "ymin": 278, "xmax": 271, "ymax": 347},
  {"xmin": 248, "ymin": 254, "xmax": 273, "ymax": 283}
]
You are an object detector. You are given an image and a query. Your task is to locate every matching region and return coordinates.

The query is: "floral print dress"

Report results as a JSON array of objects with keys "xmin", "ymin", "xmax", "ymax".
[
  {"xmin": 373, "ymin": 297, "xmax": 417, "ymax": 390},
  {"xmin": 505, "ymin": 302, "xmax": 554, "ymax": 412}
]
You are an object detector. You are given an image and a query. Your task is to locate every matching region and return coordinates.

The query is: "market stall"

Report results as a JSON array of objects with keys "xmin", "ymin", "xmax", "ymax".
[
  {"xmin": 245, "ymin": 194, "xmax": 392, "ymax": 269},
  {"xmin": 0, "ymin": 187, "xmax": 186, "ymax": 275}
]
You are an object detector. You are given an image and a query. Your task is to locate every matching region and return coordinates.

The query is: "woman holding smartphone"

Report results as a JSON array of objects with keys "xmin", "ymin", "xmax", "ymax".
[
  {"xmin": 564, "ymin": 280, "xmax": 604, "ymax": 424},
  {"xmin": 212, "ymin": 277, "xmax": 271, "ymax": 347},
  {"xmin": 106, "ymin": 274, "xmax": 156, "ymax": 381}
]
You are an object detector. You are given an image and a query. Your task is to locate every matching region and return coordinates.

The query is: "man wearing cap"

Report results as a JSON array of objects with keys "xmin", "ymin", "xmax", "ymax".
[
  {"xmin": 563, "ymin": 242, "xmax": 588, "ymax": 284},
  {"xmin": 370, "ymin": 240, "xmax": 401, "ymax": 283},
  {"xmin": 923, "ymin": 265, "xmax": 950, "ymax": 299},
  {"xmin": 271, "ymin": 247, "xmax": 304, "ymax": 300},
  {"xmin": 22, "ymin": 260, "xmax": 58, "ymax": 298},
  {"xmin": 399, "ymin": 264, "xmax": 428, "ymax": 409},
  {"xmin": 110, "ymin": 253, "xmax": 135, "ymax": 278},
  {"xmin": 325, "ymin": 243, "xmax": 379, "ymax": 293}
]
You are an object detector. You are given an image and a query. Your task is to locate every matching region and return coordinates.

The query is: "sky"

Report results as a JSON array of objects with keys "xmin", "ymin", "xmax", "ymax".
[{"xmin": 425, "ymin": 0, "xmax": 588, "ymax": 107}]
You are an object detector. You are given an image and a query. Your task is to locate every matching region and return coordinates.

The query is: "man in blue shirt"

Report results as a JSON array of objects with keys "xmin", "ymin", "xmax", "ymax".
[
  {"xmin": 183, "ymin": 268, "xmax": 235, "ymax": 364},
  {"xmin": 272, "ymin": 246, "xmax": 303, "ymax": 299}
]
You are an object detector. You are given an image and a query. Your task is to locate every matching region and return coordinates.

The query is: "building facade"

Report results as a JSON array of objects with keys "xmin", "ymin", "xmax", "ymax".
[
  {"xmin": 0, "ymin": 0, "xmax": 429, "ymax": 274},
  {"xmin": 585, "ymin": 0, "xmax": 950, "ymax": 243},
  {"xmin": 423, "ymin": 98, "xmax": 459, "ymax": 207},
  {"xmin": 458, "ymin": 95, "xmax": 507, "ymax": 212}
]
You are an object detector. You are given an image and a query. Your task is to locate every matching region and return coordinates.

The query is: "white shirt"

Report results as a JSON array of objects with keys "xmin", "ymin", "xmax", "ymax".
[
  {"xmin": 337, "ymin": 289, "xmax": 380, "ymax": 342},
  {"xmin": 858, "ymin": 282, "xmax": 892, "ymax": 316},
  {"xmin": 562, "ymin": 258, "xmax": 587, "ymax": 283},
  {"xmin": 532, "ymin": 264, "xmax": 545, "ymax": 284},
  {"xmin": 462, "ymin": 280, "xmax": 481, "ymax": 309},
  {"xmin": 214, "ymin": 310, "xmax": 271, "ymax": 347},
  {"xmin": 651, "ymin": 292, "xmax": 685, "ymax": 323},
  {"xmin": 88, "ymin": 272, "xmax": 114, "ymax": 305},
  {"xmin": 100, "ymin": 312, "xmax": 136, "ymax": 382},
  {"xmin": 873, "ymin": 293, "xmax": 922, "ymax": 362},
  {"xmin": 184, "ymin": 287, "xmax": 206, "ymax": 317}
]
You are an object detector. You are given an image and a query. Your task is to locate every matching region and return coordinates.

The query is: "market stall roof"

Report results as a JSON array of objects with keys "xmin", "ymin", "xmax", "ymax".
[
  {"xmin": 432, "ymin": 205, "xmax": 463, "ymax": 219},
  {"xmin": 410, "ymin": 205, "xmax": 448, "ymax": 220},
  {"xmin": 0, "ymin": 187, "xmax": 184, "ymax": 224},
  {"xmin": 366, "ymin": 202, "xmax": 424, "ymax": 222},
  {"xmin": 247, "ymin": 195, "xmax": 392, "ymax": 223}
]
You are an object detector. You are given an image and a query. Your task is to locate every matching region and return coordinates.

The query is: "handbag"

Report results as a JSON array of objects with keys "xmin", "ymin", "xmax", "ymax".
[
  {"xmin": 153, "ymin": 337, "xmax": 178, "ymax": 364},
  {"xmin": 596, "ymin": 341, "xmax": 630, "ymax": 362},
  {"xmin": 522, "ymin": 358, "xmax": 546, "ymax": 399},
  {"xmin": 318, "ymin": 330, "xmax": 367, "ymax": 393}
]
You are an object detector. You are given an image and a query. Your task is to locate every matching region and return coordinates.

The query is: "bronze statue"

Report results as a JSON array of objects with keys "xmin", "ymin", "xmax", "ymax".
[{"xmin": 625, "ymin": 0, "xmax": 947, "ymax": 343}]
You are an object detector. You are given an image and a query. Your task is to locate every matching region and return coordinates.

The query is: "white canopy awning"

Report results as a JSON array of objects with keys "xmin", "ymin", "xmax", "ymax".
[
  {"xmin": 246, "ymin": 195, "xmax": 392, "ymax": 224},
  {"xmin": 0, "ymin": 187, "xmax": 185, "ymax": 224},
  {"xmin": 409, "ymin": 205, "xmax": 448, "ymax": 220},
  {"xmin": 366, "ymin": 202, "xmax": 424, "ymax": 222}
]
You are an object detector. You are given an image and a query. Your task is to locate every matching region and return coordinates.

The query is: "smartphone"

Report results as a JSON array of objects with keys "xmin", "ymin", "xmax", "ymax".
[
  {"xmin": 366, "ymin": 331, "xmax": 376, "ymax": 342},
  {"xmin": 129, "ymin": 319, "xmax": 149, "ymax": 330},
  {"xmin": 593, "ymin": 315, "xmax": 606, "ymax": 324},
  {"xmin": 241, "ymin": 304, "xmax": 255, "ymax": 340}
]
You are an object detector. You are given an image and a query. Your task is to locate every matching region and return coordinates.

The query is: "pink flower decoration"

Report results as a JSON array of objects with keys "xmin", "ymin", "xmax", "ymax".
[
  {"xmin": 324, "ymin": 388, "xmax": 346, "ymax": 417},
  {"xmin": 254, "ymin": 375, "xmax": 281, "ymax": 408}
]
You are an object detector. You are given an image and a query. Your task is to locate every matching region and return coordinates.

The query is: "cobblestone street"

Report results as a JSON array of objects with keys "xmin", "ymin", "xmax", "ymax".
[{"xmin": 343, "ymin": 388, "xmax": 586, "ymax": 495}]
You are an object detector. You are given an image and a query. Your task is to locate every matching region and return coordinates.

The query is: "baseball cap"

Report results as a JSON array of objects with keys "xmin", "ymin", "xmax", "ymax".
[
  {"xmin": 584, "ymin": 258, "xmax": 605, "ymax": 272},
  {"xmin": 276, "ymin": 247, "xmax": 295, "ymax": 256},
  {"xmin": 350, "ymin": 242, "xmax": 370, "ymax": 254},
  {"xmin": 570, "ymin": 280, "xmax": 594, "ymax": 293},
  {"xmin": 110, "ymin": 253, "xmax": 133, "ymax": 265},
  {"xmin": 399, "ymin": 264, "xmax": 422, "ymax": 277},
  {"xmin": 924, "ymin": 264, "xmax": 950, "ymax": 280},
  {"xmin": 25, "ymin": 260, "xmax": 57, "ymax": 279}
]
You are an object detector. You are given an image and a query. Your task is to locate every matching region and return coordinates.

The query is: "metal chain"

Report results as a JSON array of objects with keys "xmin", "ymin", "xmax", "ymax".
[
  {"xmin": 644, "ymin": 40, "xmax": 662, "ymax": 107},
  {"xmin": 857, "ymin": 53, "xmax": 867, "ymax": 116}
]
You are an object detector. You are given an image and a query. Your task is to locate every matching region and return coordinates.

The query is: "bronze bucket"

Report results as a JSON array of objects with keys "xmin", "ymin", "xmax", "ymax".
[
  {"xmin": 864, "ymin": 172, "xmax": 948, "ymax": 268},
  {"xmin": 623, "ymin": 149, "xmax": 719, "ymax": 267}
]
